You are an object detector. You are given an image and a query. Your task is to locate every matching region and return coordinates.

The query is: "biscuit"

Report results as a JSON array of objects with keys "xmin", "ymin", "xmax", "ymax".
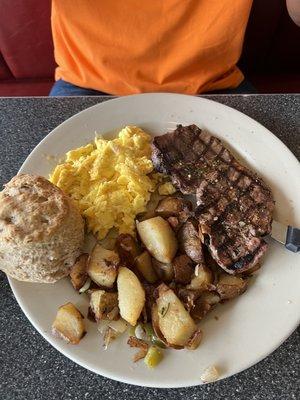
[{"xmin": 0, "ymin": 174, "xmax": 84, "ymax": 283}]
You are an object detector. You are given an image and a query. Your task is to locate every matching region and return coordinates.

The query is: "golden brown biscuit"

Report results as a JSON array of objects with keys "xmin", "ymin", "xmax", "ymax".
[{"xmin": 0, "ymin": 174, "xmax": 84, "ymax": 283}]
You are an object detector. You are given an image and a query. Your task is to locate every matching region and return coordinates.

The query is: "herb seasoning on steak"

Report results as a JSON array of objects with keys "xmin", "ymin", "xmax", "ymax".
[{"xmin": 152, "ymin": 124, "xmax": 274, "ymax": 274}]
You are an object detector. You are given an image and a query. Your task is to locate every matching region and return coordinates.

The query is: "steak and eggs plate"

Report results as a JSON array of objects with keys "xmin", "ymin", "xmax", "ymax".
[{"xmin": 0, "ymin": 123, "xmax": 278, "ymax": 376}]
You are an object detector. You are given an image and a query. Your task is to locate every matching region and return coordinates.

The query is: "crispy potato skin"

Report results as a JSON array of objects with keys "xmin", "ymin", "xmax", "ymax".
[
  {"xmin": 117, "ymin": 267, "xmax": 145, "ymax": 326},
  {"xmin": 185, "ymin": 329, "xmax": 202, "ymax": 350},
  {"xmin": 70, "ymin": 253, "xmax": 89, "ymax": 290},
  {"xmin": 173, "ymin": 254, "xmax": 194, "ymax": 284},
  {"xmin": 116, "ymin": 234, "xmax": 140, "ymax": 266},
  {"xmin": 137, "ymin": 216, "xmax": 178, "ymax": 263},
  {"xmin": 52, "ymin": 302, "xmax": 86, "ymax": 344}
]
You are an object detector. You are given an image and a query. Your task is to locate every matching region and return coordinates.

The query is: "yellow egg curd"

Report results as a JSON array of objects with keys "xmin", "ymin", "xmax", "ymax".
[{"xmin": 50, "ymin": 126, "xmax": 175, "ymax": 239}]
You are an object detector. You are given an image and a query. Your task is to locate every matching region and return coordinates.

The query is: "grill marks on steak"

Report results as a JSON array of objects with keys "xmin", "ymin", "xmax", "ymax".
[{"xmin": 152, "ymin": 124, "xmax": 274, "ymax": 274}]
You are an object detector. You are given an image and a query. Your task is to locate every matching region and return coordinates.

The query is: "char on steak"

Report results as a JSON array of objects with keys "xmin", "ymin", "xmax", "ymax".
[{"xmin": 152, "ymin": 124, "xmax": 274, "ymax": 274}]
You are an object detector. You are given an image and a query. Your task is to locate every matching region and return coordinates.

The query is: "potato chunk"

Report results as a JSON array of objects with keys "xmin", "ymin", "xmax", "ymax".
[
  {"xmin": 187, "ymin": 264, "xmax": 213, "ymax": 290},
  {"xmin": 135, "ymin": 251, "xmax": 158, "ymax": 283},
  {"xmin": 89, "ymin": 290, "xmax": 118, "ymax": 321},
  {"xmin": 216, "ymin": 274, "xmax": 248, "ymax": 300},
  {"xmin": 190, "ymin": 291, "xmax": 220, "ymax": 320},
  {"xmin": 52, "ymin": 302, "xmax": 86, "ymax": 344},
  {"xmin": 136, "ymin": 216, "xmax": 178, "ymax": 263},
  {"xmin": 70, "ymin": 254, "xmax": 89, "ymax": 290},
  {"xmin": 87, "ymin": 244, "xmax": 119, "ymax": 288},
  {"xmin": 155, "ymin": 196, "xmax": 192, "ymax": 222},
  {"xmin": 156, "ymin": 284, "xmax": 196, "ymax": 347},
  {"xmin": 117, "ymin": 267, "xmax": 145, "ymax": 326}
]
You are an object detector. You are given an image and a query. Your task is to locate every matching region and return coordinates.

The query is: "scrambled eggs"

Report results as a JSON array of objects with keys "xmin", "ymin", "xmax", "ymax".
[{"xmin": 50, "ymin": 126, "xmax": 174, "ymax": 239}]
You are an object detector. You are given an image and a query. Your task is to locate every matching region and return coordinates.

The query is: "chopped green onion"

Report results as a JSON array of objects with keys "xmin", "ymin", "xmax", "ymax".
[
  {"xmin": 128, "ymin": 326, "xmax": 135, "ymax": 336},
  {"xmin": 143, "ymin": 323, "xmax": 166, "ymax": 348},
  {"xmin": 144, "ymin": 345, "xmax": 163, "ymax": 368},
  {"xmin": 151, "ymin": 337, "xmax": 166, "ymax": 349}
]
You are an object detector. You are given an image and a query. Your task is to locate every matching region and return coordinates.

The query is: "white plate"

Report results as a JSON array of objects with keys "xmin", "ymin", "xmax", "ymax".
[{"xmin": 9, "ymin": 93, "xmax": 300, "ymax": 388}]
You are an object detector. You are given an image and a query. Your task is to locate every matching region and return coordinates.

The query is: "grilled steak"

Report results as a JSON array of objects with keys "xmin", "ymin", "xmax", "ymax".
[{"xmin": 152, "ymin": 124, "xmax": 274, "ymax": 274}]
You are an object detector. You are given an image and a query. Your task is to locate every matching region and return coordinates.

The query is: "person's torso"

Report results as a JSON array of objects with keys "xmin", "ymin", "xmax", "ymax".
[{"xmin": 52, "ymin": 0, "xmax": 252, "ymax": 94}]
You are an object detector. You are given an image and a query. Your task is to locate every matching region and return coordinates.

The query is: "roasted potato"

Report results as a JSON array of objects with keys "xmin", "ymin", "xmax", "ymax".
[
  {"xmin": 116, "ymin": 234, "xmax": 141, "ymax": 266},
  {"xmin": 117, "ymin": 266, "xmax": 145, "ymax": 326},
  {"xmin": 216, "ymin": 274, "xmax": 248, "ymax": 300},
  {"xmin": 87, "ymin": 244, "xmax": 119, "ymax": 288},
  {"xmin": 136, "ymin": 216, "xmax": 178, "ymax": 263},
  {"xmin": 70, "ymin": 254, "xmax": 89, "ymax": 290},
  {"xmin": 190, "ymin": 291, "xmax": 220, "ymax": 320},
  {"xmin": 201, "ymin": 291, "xmax": 220, "ymax": 305},
  {"xmin": 156, "ymin": 284, "xmax": 197, "ymax": 347},
  {"xmin": 190, "ymin": 299, "xmax": 211, "ymax": 321},
  {"xmin": 137, "ymin": 191, "xmax": 164, "ymax": 221},
  {"xmin": 173, "ymin": 254, "xmax": 194, "ymax": 284},
  {"xmin": 135, "ymin": 251, "xmax": 158, "ymax": 283},
  {"xmin": 152, "ymin": 259, "xmax": 174, "ymax": 282},
  {"xmin": 177, "ymin": 288, "xmax": 202, "ymax": 312},
  {"xmin": 187, "ymin": 264, "xmax": 213, "ymax": 290},
  {"xmin": 89, "ymin": 290, "xmax": 118, "ymax": 321},
  {"xmin": 155, "ymin": 196, "xmax": 192, "ymax": 222},
  {"xmin": 52, "ymin": 302, "xmax": 86, "ymax": 344},
  {"xmin": 178, "ymin": 220, "xmax": 205, "ymax": 263}
]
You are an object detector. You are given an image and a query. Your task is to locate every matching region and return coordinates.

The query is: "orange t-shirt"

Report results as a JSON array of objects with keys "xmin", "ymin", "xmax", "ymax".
[{"xmin": 51, "ymin": 0, "xmax": 252, "ymax": 95}]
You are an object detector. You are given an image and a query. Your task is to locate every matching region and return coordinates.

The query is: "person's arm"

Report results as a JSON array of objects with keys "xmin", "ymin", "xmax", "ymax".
[{"xmin": 286, "ymin": 0, "xmax": 300, "ymax": 26}]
